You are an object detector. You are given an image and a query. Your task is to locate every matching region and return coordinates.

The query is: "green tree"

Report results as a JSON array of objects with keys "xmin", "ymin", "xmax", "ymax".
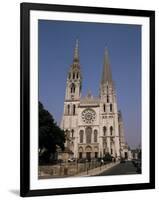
[
  {"xmin": 39, "ymin": 102, "xmax": 65, "ymax": 164},
  {"xmin": 103, "ymin": 153, "xmax": 112, "ymax": 162}
]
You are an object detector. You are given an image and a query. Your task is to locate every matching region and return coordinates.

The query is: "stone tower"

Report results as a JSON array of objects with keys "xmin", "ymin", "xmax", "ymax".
[
  {"xmin": 99, "ymin": 49, "xmax": 120, "ymax": 158},
  {"xmin": 61, "ymin": 40, "xmax": 82, "ymax": 156},
  {"xmin": 65, "ymin": 39, "xmax": 82, "ymax": 101}
]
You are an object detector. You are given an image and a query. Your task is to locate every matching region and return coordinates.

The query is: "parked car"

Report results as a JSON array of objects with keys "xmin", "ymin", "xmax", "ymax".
[{"xmin": 68, "ymin": 158, "xmax": 76, "ymax": 162}]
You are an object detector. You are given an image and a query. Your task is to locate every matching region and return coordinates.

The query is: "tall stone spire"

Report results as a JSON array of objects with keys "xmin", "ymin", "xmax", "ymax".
[
  {"xmin": 101, "ymin": 48, "xmax": 112, "ymax": 85},
  {"xmin": 73, "ymin": 39, "xmax": 79, "ymax": 63},
  {"xmin": 65, "ymin": 39, "xmax": 82, "ymax": 100}
]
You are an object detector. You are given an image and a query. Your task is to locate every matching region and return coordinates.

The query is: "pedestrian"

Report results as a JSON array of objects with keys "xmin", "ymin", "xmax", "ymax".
[{"xmin": 101, "ymin": 159, "xmax": 104, "ymax": 166}]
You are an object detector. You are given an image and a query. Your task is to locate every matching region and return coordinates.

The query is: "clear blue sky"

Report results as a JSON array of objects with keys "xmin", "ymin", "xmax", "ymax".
[{"xmin": 38, "ymin": 20, "xmax": 141, "ymax": 149}]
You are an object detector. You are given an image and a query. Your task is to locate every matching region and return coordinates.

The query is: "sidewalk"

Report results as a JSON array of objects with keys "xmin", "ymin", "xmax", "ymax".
[{"xmin": 74, "ymin": 161, "xmax": 120, "ymax": 177}]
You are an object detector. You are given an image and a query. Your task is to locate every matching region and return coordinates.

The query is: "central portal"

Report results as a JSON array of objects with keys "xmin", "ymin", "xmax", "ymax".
[
  {"xmin": 86, "ymin": 152, "xmax": 91, "ymax": 161},
  {"xmin": 85, "ymin": 146, "xmax": 92, "ymax": 161}
]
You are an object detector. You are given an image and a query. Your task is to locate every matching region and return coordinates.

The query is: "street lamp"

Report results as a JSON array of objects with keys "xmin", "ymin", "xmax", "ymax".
[
  {"xmin": 86, "ymin": 159, "xmax": 88, "ymax": 175},
  {"xmin": 76, "ymin": 158, "xmax": 78, "ymax": 174}
]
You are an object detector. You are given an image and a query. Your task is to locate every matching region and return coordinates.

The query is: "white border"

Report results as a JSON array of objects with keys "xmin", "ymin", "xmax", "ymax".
[{"xmin": 30, "ymin": 10, "xmax": 150, "ymax": 190}]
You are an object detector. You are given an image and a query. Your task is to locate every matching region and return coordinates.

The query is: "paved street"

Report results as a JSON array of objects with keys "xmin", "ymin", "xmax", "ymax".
[{"xmin": 97, "ymin": 161, "xmax": 139, "ymax": 176}]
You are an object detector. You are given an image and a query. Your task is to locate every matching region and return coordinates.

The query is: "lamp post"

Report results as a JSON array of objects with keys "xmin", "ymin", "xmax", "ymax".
[
  {"xmin": 86, "ymin": 159, "xmax": 88, "ymax": 175},
  {"xmin": 76, "ymin": 158, "xmax": 78, "ymax": 174}
]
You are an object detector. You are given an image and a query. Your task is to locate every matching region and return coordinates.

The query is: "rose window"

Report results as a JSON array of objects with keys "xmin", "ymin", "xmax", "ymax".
[{"xmin": 81, "ymin": 109, "xmax": 96, "ymax": 123}]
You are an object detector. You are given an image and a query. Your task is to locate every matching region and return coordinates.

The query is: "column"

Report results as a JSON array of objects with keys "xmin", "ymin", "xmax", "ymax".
[{"xmin": 107, "ymin": 137, "xmax": 111, "ymax": 154}]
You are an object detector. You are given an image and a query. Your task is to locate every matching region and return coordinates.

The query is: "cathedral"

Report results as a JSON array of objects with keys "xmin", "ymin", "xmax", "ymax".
[{"xmin": 60, "ymin": 40, "xmax": 128, "ymax": 160}]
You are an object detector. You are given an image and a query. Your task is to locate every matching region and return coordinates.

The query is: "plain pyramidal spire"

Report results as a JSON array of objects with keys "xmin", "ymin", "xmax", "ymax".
[{"xmin": 101, "ymin": 48, "xmax": 113, "ymax": 85}]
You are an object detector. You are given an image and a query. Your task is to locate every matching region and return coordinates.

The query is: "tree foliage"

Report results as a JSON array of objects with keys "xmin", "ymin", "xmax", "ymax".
[
  {"xmin": 103, "ymin": 153, "xmax": 112, "ymax": 162},
  {"xmin": 39, "ymin": 102, "xmax": 65, "ymax": 164}
]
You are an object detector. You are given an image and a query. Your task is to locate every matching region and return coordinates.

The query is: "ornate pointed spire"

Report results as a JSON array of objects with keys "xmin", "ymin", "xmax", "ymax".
[
  {"xmin": 101, "ymin": 48, "xmax": 112, "ymax": 85},
  {"xmin": 73, "ymin": 39, "xmax": 79, "ymax": 62}
]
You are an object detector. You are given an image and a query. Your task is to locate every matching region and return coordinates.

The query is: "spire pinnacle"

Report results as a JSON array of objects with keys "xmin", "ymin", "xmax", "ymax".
[
  {"xmin": 101, "ymin": 48, "xmax": 112, "ymax": 85},
  {"xmin": 73, "ymin": 39, "xmax": 79, "ymax": 62}
]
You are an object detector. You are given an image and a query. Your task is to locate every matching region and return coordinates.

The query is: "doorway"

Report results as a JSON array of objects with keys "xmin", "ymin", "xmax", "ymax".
[
  {"xmin": 125, "ymin": 152, "xmax": 128, "ymax": 159},
  {"xmin": 86, "ymin": 152, "xmax": 91, "ymax": 161}
]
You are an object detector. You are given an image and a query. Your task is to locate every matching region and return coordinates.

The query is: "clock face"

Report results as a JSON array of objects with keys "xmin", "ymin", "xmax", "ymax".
[{"xmin": 81, "ymin": 109, "xmax": 96, "ymax": 123}]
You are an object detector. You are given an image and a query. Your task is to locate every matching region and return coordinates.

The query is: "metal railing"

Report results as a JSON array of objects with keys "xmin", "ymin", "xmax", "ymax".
[{"xmin": 39, "ymin": 160, "xmax": 112, "ymax": 178}]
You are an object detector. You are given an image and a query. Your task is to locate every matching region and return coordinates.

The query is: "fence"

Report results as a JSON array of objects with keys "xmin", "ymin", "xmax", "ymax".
[{"xmin": 39, "ymin": 160, "xmax": 112, "ymax": 178}]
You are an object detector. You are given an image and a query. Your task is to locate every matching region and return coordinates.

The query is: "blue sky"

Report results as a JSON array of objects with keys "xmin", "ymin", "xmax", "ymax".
[{"xmin": 38, "ymin": 20, "xmax": 141, "ymax": 149}]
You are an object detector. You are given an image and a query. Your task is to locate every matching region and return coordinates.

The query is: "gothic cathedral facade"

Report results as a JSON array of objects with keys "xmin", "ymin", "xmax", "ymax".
[{"xmin": 60, "ymin": 40, "xmax": 128, "ymax": 160}]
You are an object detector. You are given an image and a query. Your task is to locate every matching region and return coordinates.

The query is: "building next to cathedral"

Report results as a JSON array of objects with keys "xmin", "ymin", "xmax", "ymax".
[{"xmin": 60, "ymin": 40, "xmax": 129, "ymax": 161}]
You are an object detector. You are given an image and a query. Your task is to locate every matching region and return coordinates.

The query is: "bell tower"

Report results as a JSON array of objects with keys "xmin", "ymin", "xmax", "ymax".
[
  {"xmin": 99, "ymin": 48, "xmax": 120, "ymax": 158},
  {"xmin": 61, "ymin": 40, "xmax": 82, "ymax": 158},
  {"xmin": 65, "ymin": 39, "xmax": 82, "ymax": 101}
]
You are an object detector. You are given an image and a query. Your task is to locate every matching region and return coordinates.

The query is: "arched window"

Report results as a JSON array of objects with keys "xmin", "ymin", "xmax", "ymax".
[
  {"xmin": 71, "ymin": 129, "xmax": 74, "ymax": 138},
  {"xmin": 67, "ymin": 104, "xmax": 70, "ymax": 115},
  {"xmin": 73, "ymin": 73, "xmax": 75, "ymax": 79},
  {"xmin": 103, "ymin": 104, "xmax": 106, "ymax": 112},
  {"xmin": 73, "ymin": 104, "xmax": 76, "ymax": 115},
  {"xmin": 79, "ymin": 130, "xmax": 84, "ymax": 143},
  {"xmin": 110, "ymin": 104, "xmax": 113, "ymax": 112},
  {"xmin": 103, "ymin": 126, "xmax": 107, "ymax": 136},
  {"xmin": 86, "ymin": 127, "xmax": 92, "ymax": 143},
  {"xmin": 70, "ymin": 83, "xmax": 75, "ymax": 93},
  {"xmin": 111, "ymin": 148, "xmax": 113, "ymax": 155},
  {"xmin": 107, "ymin": 95, "xmax": 109, "ymax": 103},
  {"xmin": 76, "ymin": 73, "xmax": 79, "ymax": 79},
  {"xmin": 110, "ymin": 126, "xmax": 113, "ymax": 135},
  {"xmin": 79, "ymin": 147, "xmax": 83, "ymax": 158},
  {"xmin": 94, "ymin": 130, "xmax": 98, "ymax": 142}
]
